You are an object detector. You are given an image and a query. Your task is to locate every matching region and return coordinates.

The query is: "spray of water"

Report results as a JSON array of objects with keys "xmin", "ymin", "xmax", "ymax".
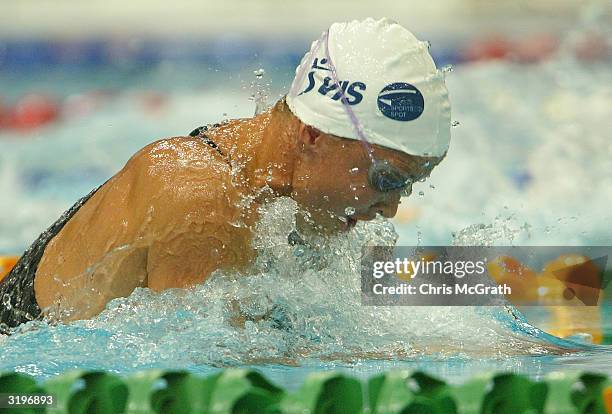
[{"xmin": 0, "ymin": 195, "xmax": 585, "ymax": 379}]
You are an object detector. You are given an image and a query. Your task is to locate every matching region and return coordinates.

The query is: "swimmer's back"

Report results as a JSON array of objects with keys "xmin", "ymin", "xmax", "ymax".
[{"xmin": 34, "ymin": 135, "xmax": 257, "ymax": 322}]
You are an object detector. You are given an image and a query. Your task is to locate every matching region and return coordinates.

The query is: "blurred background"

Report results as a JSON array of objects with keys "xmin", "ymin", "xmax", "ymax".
[{"xmin": 0, "ymin": 0, "xmax": 611, "ymax": 254}]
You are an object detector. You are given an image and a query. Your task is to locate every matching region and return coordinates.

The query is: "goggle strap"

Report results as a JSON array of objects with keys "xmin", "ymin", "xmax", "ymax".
[{"xmin": 322, "ymin": 30, "xmax": 376, "ymax": 164}]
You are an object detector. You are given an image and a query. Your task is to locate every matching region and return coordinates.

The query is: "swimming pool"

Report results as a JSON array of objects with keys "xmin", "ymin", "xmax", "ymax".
[{"xmin": 1, "ymin": 40, "xmax": 611, "ymax": 389}]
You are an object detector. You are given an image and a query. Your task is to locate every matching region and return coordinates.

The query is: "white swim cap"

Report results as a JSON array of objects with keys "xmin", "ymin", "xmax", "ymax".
[{"xmin": 286, "ymin": 18, "xmax": 451, "ymax": 157}]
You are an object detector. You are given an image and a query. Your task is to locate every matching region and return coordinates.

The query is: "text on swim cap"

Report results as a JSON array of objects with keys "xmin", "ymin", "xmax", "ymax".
[{"xmin": 298, "ymin": 58, "xmax": 366, "ymax": 105}]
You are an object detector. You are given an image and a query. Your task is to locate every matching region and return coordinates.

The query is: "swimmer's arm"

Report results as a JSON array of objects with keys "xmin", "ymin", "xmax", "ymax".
[
  {"xmin": 134, "ymin": 136, "xmax": 253, "ymax": 291},
  {"xmin": 143, "ymin": 180, "xmax": 247, "ymax": 291},
  {"xmin": 146, "ymin": 223, "xmax": 237, "ymax": 291},
  {"xmin": 36, "ymin": 244, "xmax": 149, "ymax": 322},
  {"xmin": 35, "ymin": 168, "xmax": 150, "ymax": 322}
]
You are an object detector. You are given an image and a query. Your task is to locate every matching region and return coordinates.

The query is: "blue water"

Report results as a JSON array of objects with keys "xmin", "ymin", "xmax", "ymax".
[
  {"xmin": 0, "ymin": 297, "xmax": 610, "ymax": 388},
  {"xmin": 0, "ymin": 207, "xmax": 610, "ymax": 386}
]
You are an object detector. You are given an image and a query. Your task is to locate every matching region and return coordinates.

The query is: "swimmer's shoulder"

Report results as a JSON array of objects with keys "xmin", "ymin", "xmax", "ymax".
[
  {"xmin": 129, "ymin": 135, "xmax": 227, "ymax": 170},
  {"xmin": 125, "ymin": 136, "xmax": 231, "ymax": 187},
  {"xmin": 125, "ymin": 135, "xmax": 242, "ymax": 216}
]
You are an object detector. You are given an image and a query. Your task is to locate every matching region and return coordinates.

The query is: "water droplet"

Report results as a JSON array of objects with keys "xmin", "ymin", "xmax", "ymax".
[
  {"xmin": 452, "ymin": 121, "xmax": 460, "ymax": 127},
  {"xmin": 424, "ymin": 40, "xmax": 432, "ymax": 49},
  {"xmin": 442, "ymin": 64, "xmax": 454, "ymax": 74},
  {"xmin": 350, "ymin": 167, "xmax": 359, "ymax": 174},
  {"xmin": 344, "ymin": 206, "xmax": 356, "ymax": 216},
  {"xmin": 323, "ymin": 195, "xmax": 329, "ymax": 201},
  {"xmin": 418, "ymin": 191, "xmax": 425, "ymax": 197},
  {"xmin": 429, "ymin": 184, "xmax": 435, "ymax": 189},
  {"xmin": 2, "ymin": 293, "xmax": 11, "ymax": 310},
  {"xmin": 253, "ymin": 68, "xmax": 265, "ymax": 79}
]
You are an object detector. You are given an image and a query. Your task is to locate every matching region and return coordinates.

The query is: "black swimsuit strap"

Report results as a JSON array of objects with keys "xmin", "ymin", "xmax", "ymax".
[{"xmin": 189, "ymin": 124, "xmax": 225, "ymax": 157}]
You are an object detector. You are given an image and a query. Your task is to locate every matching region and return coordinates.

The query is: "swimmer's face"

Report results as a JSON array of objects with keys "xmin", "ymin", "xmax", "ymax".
[{"xmin": 291, "ymin": 125, "xmax": 443, "ymax": 233}]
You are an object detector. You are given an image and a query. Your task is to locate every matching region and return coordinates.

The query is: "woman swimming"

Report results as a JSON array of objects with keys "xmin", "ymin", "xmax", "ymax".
[{"xmin": 0, "ymin": 18, "xmax": 450, "ymax": 331}]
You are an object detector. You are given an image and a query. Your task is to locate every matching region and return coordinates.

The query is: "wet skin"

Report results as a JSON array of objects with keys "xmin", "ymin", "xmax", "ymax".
[{"xmin": 34, "ymin": 99, "xmax": 443, "ymax": 322}]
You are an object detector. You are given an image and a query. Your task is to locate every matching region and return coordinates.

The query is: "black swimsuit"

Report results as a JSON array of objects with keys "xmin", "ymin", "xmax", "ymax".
[
  {"xmin": 0, "ymin": 183, "xmax": 105, "ymax": 334},
  {"xmin": 0, "ymin": 125, "xmax": 225, "ymax": 334}
]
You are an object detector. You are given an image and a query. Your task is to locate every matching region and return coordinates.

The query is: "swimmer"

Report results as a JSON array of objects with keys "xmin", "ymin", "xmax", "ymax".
[{"xmin": 0, "ymin": 18, "xmax": 451, "ymax": 331}]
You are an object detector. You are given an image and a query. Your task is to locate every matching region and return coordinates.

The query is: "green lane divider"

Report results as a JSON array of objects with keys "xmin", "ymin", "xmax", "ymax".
[
  {"xmin": 44, "ymin": 370, "xmax": 128, "ymax": 414},
  {"xmin": 545, "ymin": 372, "xmax": 610, "ymax": 414},
  {"xmin": 281, "ymin": 372, "xmax": 362, "ymax": 414},
  {"xmin": 367, "ymin": 371, "xmax": 457, "ymax": 414},
  {"xmin": 124, "ymin": 370, "xmax": 207, "ymax": 413},
  {"xmin": 480, "ymin": 373, "xmax": 548, "ymax": 414},
  {"xmin": 0, "ymin": 372, "xmax": 47, "ymax": 414},
  {"xmin": 0, "ymin": 369, "xmax": 609, "ymax": 414},
  {"xmin": 207, "ymin": 369, "xmax": 284, "ymax": 414},
  {"xmin": 367, "ymin": 371, "xmax": 415, "ymax": 413}
]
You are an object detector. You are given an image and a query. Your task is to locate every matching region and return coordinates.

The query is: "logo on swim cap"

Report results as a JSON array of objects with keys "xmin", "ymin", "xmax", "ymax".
[
  {"xmin": 297, "ymin": 58, "xmax": 366, "ymax": 105},
  {"xmin": 377, "ymin": 83, "xmax": 424, "ymax": 122}
]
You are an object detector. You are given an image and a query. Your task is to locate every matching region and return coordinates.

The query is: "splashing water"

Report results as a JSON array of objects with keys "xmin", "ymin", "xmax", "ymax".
[
  {"xmin": 251, "ymin": 68, "xmax": 271, "ymax": 116},
  {"xmin": 0, "ymin": 196, "xmax": 590, "ymax": 379}
]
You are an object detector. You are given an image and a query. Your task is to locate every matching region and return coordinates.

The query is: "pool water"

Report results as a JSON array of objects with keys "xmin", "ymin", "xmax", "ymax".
[
  {"xmin": 0, "ymin": 205, "xmax": 610, "ymax": 386},
  {"xmin": 1, "ymin": 36, "xmax": 611, "ymax": 387}
]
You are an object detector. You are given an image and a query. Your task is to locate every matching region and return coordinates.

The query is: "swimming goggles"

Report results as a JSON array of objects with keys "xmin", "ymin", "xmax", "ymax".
[{"xmin": 368, "ymin": 159, "xmax": 417, "ymax": 195}]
